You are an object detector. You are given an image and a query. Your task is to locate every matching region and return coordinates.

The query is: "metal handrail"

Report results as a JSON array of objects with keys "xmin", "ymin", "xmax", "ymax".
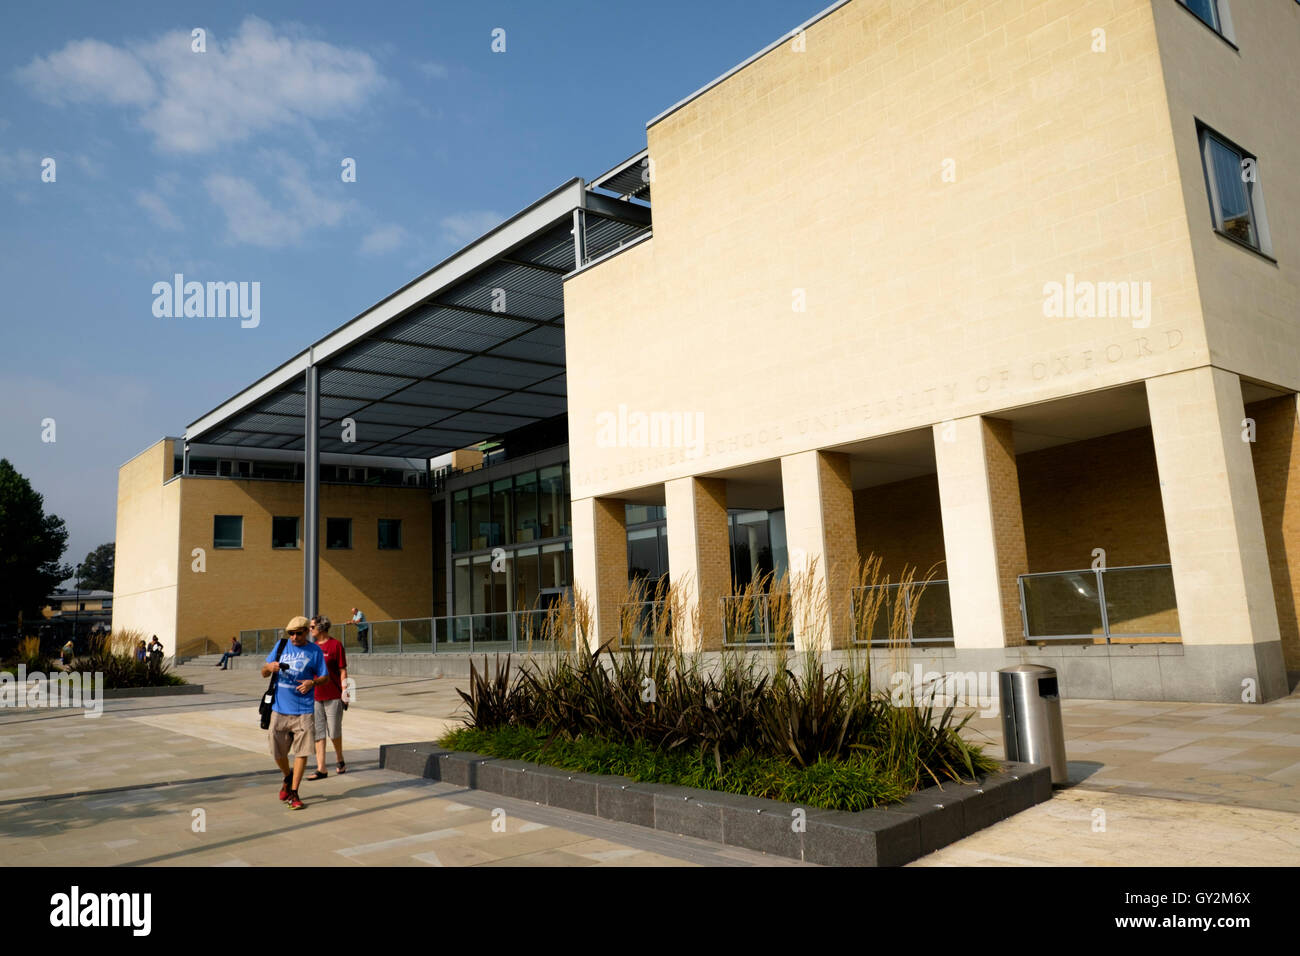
[{"xmin": 720, "ymin": 592, "xmax": 793, "ymax": 647}]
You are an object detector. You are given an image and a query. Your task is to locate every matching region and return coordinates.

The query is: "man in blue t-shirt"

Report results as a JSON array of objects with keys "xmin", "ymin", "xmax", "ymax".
[{"xmin": 261, "ymin": 615, "xmax": 328, "ymax": 810}]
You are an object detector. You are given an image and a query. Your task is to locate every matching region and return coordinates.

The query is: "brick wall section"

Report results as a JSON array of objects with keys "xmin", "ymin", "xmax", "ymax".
[
  {"xmin": 818, "ymin": 452, "xmax": 857, "ymax": 649},
  {"xmin": 589, "ymin": 497, "xmax": 629, "ymax": 649},
  {"xmin": 1246, "ymin": 395, "xmax": 1300, "ymax": 671},
  {"xmin": 175, "ymin": 478, "xmax": 432, "ymax": 650},
  {"xmin": 854, "ymin": 473, "xmax": 947, "ymax": 581},
  {"xmin": 1018, "ymin": 426, "xmax": 1170, "ymax": 571},
  {"xmin": 693, "ymin": 478, "xmax": 731, "ymax": 651},
  {"xmin": 983, "ymin": 418, "xmax": 1031, "ymax": 648}
]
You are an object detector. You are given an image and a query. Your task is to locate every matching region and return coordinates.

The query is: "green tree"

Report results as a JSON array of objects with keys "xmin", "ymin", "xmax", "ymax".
[
  {"xmin": 0, "ymin": 459, "xmax": 73, "ymax": 622},
  {"xmin": 79, "ymin": 541, "xmax": 115, "ymax": 592}
]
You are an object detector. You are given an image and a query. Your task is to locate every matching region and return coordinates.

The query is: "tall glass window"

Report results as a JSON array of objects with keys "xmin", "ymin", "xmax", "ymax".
[
  {"xmin": 472, "ymin": 553, "xmax": 491, "ymax": 614},
  {"xmin": 491, "ymin": 478, "xmax": 513, "ymax": 547},
  {"xmin": 1201, "ymin": 127, "xmax": 1262, "ymax": 250},
  {"xmin": 470, "ymin": 485, "xmax": 490, "ymax": 550},
  {"xmin": 539, "ymin": 466, "xmax": 564, "ymax": 539},
  {"xmin": 452, "ymin": 490, "xmax": 469, "ymax": 552},
  {"xmin": 454, "ymin": 557, "xmax": 471, "ymax": 618},
  {"xmin": 514, "ymin": 470, "xmax": 539, "ymax": 542},
  {"xmin": 515, "ymin": 547, "xmax": 540, "ymax": 610},
  {"xmin": 541, "ymin": 542, "xmax": 567, "ymax": 591}
]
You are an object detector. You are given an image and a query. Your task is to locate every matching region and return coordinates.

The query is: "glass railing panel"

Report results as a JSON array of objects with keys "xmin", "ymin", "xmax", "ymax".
[
  {"xmin": 402, "ymin": 618, "xmax": 433, "ymax": 652},
  {"xmin": 1101, "ymin": 565, "xmax": 1180, "ymax": 637},
  {"xmin": 910, "ymin": 581, "xmax": 954, "ymax": 645},
  {"xmin": 1021, "ymin": 571, "xmax": 1105, "ymax": 639}
]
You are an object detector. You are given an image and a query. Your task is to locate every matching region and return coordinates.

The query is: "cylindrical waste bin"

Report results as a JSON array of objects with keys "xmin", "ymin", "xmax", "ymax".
[{"xmin": 998, "ymin": 664, "xmax": 1068, "ymax": 785}]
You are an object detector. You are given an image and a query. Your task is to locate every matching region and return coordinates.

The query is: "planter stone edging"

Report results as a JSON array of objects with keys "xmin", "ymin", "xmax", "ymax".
[
  {"xmin": 103, "ymin": 684, "xmax": 203, "ymax": 699},
  {"xmin": 379, "ymin": 741, "xmax": 1052, "ymax": 866}
]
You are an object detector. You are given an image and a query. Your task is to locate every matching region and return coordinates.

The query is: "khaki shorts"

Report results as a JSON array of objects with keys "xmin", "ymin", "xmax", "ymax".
[
  {"xmin": 269, "ymin": 711, "xmax": 315, "ymax": 761},
  {"xmin": 314, "ymin": 699, "xmax": 343, "ymax": 740}
]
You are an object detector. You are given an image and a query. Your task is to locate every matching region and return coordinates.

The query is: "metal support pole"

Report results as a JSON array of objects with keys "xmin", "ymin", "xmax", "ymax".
[
  {"xmin": 571, "ymin": 208, "xmax": 586, "ymax": 268},
  {"xmin": 304, "ymin": 360, "xmax": 320, "ymax": 618},
  {"xmin": 1095, "ymin": 568, "xmax": 1112, "ymax": 644},
  {"xmin": 182, "ymin": 442, "xmax": 190, "ymax": 476}
]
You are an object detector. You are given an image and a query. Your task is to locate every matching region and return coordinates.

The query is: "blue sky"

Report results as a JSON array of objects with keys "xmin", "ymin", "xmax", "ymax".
[{"xmin": 0, "ymin": 0, "xmax": 827, "ymax": 580}]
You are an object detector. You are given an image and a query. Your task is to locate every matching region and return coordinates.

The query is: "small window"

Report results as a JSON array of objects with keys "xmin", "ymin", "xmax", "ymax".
[
  {"xmin": 326, "ymin": 518, "xmax": 352, "ymax": 550},
  {"xmin": 1178, "ymin": 0, "xmax": 1236, "ymax": 44},
  {"xmin": 1199, "ymin": 124, "xmax": 1271, "ymax": 256},
  {"xmin": 1181, "ymin": 0, "xmax": 1220, "ymax": 31},
  {"xmin": 214, "ymin": 515, "xmax": 243, "ymax": 549},
  {"xmin": 378, "ymin": 518, "xmax": 402, "ymax": 550},
  {"xmin": 272, "ymin": 516, "xmax": 300, "ymax": 549}
]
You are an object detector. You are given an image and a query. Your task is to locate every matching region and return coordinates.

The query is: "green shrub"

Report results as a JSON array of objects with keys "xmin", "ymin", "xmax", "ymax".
[{"xmin": 451, "ymin": 645, "xmax": 997, "ymax": 806}]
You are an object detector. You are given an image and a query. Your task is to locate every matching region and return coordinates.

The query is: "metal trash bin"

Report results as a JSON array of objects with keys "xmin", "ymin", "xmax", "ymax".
[{"xmin": 998, "ymin": 664, "xmax": 1068, "ymax": 785}]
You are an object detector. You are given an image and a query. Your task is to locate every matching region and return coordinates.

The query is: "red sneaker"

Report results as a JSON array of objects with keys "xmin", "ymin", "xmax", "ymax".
[
  {"xmin": 279, "ymin": 776, "xmax": 291, "ymax": 801},
  {"xmin": 287, "ymin": 791, "xmax": 305, "ymax": 810}
]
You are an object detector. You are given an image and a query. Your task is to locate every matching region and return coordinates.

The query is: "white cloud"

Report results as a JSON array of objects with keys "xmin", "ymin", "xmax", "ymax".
[
  {"xmin": 15, "ymin": 17, "xmax": 385, "ymax": 154},
  {"xmin": 416, "ymin": 60, "xmax": 448, "ymax": 79},
  {"xmin": 439, "ymin": 211, "xmax": 503, "ymax": 246},
  {"xmin": 15, "ymin": 38, "xmax": 156, "ymax": 106},
  {"xmin": 205, "ymin": 150, "xmax": 352, "ymax": 247},
  {"xmin": 135, "ymin": 190, "xmax": 182, "ymax": 231},
  {"xmin": 360, "ymin": 223, "xmax": 408, "ymax": 256}
]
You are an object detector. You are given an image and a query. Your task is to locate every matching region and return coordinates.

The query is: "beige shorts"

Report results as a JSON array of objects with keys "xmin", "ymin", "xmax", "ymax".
[
  {"xmin": 314, "ymin": 699, "xmax": 343, "ymax": 740},
  {"xmin": 269, "ymin": 711, "xmax": 315, "ymax": 761}
]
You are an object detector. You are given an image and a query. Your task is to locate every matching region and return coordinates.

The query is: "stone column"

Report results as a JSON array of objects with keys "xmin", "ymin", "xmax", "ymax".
[
  {"xmin": 934, "ymin": 416, "xmax": 1029, "ymax": 649},
  {"xmin": 1148, "ymin": 367, "xmax": 1286, "ymax": 701},
  {"xmin": 665, "ymin": 476, "xmax": 730, "ymax": 651},
  {"xmin": 779, "ymin": 450, "xmax": 857, "ymax": 652},
  {"xmin": 570, "ymin": 496, "xmax": 627, "ymax": 651}
]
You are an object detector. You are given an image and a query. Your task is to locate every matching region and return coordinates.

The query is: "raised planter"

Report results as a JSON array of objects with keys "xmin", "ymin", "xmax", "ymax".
[
  {"xmin": 380, "ymin": 741, "xmax": 1052, "ymax": 866},
  {"xmin": 102, "ymin": 684, "xmax": 203, "ymax": 699}
]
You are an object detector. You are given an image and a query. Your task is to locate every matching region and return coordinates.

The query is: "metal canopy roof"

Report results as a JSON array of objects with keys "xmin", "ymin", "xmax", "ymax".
[
  {"xmin": 186, "ymin": 177, "xmax": 650, "ymax": 460},
  {"xmin": 590, "ymin": 149, "xmax": 650, "ymax": 202}
]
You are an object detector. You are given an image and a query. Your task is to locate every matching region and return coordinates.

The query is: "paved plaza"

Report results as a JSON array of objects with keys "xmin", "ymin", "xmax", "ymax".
[{"xmin": 1, "ymin": 661, "xmax": 1299, "ymax": 867}]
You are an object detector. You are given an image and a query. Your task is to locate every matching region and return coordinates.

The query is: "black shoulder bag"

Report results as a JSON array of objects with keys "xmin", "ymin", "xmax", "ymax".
[{"xmin": 259, "ymin": 638, "xmax": 287, "ymax": 729}]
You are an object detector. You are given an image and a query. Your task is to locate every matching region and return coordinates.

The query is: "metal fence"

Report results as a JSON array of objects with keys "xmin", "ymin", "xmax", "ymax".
[
  {"xmin": 1018, "ymin": 563, "xmax": 1180, "ymax": 642},
  {"xmin": 721, "ymin": 593, "xmax": 793, "ymax": 647},
  {"xmin": 617, "ymin": 600, "xmax": 672, "ymax": 649},
  {"xmin": 849, "ymin": 580, "xmax": 955, "ymax": 647},
  {"xmin": 242, "ymin": 610, "xmax": 568, "ymax": 656}
]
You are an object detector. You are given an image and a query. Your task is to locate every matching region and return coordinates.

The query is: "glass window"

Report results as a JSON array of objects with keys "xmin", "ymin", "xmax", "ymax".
[
  {"xmin": 326, "ymin": 518, "xmax": 352, "ymax": 550},
  {"xmin": 492, "ymin": 478, "xmax": 513, "ymax": 547},
  {"xmin": 539, "ymin": 466, "xmax": 564, "ymax": 539},
  {"xmin": 452, "ymin": 490, "xmax": 469, "ymax": 552},
  {"xmin": 213, "ymin": 515, "xmax": 243, "ymax": 549},
  {"xmin": 378, "ymin": 518, "xmax": 402, "ymax": 550},
  {"xmin": 515, "ymin": 547, "xmax": 540, "ymax": 611},
  {"xmin": 514, "ymin": 470, "xmax": 539, "ymax": 542},
  {"xmin": 492, "ymin": 549, "xmax": 512, "ymax": 614},
  {"xmin": 1200, "ymin": 127, "xmax": 1262, "ymax": 251},
  {"xmin": 628, "ymin": 528, "xmax": 662, "ymax": 584},
  {"xmin": 472, "ymin": 553, "xmax": 491, "ymax": 614},
  {"xmin": 470, "ymin": 485, "xmax": 490, "ymax": 550},
  {"xmin": 541, "ymin": 542, "xmax": 566, "ymax": 590},
  {"xmin": 454, "ymin": 557, "xmax": 471, "ymax": 617},
  {"xmin": 1181, "ymin": 0, "xmax": 1220, "ymax": 32},
  {"xmin": 271, "ymin": 516, "xmax": 299, "ymax": 549}
]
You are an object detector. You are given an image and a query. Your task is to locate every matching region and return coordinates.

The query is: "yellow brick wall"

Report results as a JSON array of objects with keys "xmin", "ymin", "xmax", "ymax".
[
  {"xmin": 174, "ymin": 477, "xmax": 432, "ymax": 652},
  {"xmin": 1246, "ymin": 395, "xmax": 1300, "ymax": 671},
  {"xmin": 566, "ymin": 0, "xmax": 1206, "ymax": 502}
]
